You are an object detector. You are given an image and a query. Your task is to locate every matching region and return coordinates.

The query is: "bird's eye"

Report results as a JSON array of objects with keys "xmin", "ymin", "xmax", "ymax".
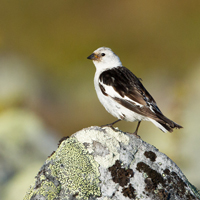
[{"xmin": 101, "ymin": 53, "xmax": 105, "ymax": 56}]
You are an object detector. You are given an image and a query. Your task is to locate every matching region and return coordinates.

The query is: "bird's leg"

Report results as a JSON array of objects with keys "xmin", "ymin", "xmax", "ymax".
[
  {"xmin": 132, "ymin": 121, "xmax": 141, "ymax": 136},
  {"xmin": 101, "ymin": 119, "xmax": 122, "ymax": 129}
]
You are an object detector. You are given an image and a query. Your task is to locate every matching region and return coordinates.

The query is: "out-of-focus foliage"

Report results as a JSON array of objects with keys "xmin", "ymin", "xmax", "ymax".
[{"xmin": 0, "ymin": 1, "xmax": 200, "ymax": 199}]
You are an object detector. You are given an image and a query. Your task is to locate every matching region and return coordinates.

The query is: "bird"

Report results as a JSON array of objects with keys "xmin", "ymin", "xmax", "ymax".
[{"xmin": 87, "ymin": 47, "xmax": 182, "ymax": 135}]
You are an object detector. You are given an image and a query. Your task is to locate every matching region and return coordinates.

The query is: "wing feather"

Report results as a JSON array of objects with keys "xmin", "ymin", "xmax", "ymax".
[{"xmin": 99, "ymin": 66, "xmax": 160, "ymax": 111}]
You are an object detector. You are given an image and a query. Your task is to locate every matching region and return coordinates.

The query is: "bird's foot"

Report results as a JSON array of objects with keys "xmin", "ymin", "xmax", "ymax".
[
  {"xmin": 129, "ymin": 121, "xmax": 141, "ymax": 138},
  {"xmin": 101, "ymin": 124, "xmax": 116, "ymax": 131},
  {"xmin": 131, "ymin": 131, "xmax": 141, "ymax": 139},
  {"xmin": 101, "ymin": 123, "xmax": 113, "ymax": 128},
  {"xmin": 100, "ymin": 119, "xmax": 122, "ymax": 129}
]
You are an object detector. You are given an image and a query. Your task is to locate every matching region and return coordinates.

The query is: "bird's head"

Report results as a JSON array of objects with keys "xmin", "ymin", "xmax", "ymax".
[{"xmin": 87, "ymin": 47, "xmax": 122, "ymax": 71}]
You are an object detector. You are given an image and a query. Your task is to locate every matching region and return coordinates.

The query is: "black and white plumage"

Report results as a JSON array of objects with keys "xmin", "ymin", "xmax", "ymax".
[{"xmin": 87, "ymin": 47, "xmax": 182, "ymax": 134}]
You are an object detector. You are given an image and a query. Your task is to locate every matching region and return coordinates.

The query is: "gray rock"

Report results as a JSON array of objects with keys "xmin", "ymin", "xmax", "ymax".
[{"xmin": 24, "ymin": 126, "xmax": 200, "ymax": 200}]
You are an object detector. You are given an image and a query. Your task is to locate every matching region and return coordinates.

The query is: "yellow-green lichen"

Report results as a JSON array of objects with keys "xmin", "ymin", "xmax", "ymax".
[
  {"xmin": 24, "ymin": 137, "xmax": 101, "ymax": 200},
  {"xmin": 49, "ymin": 137, "xmax": 101, "ymax": 199},
  {"xmin": 24, "ymin": 179, "xmax": 61, "ymax": 200}
]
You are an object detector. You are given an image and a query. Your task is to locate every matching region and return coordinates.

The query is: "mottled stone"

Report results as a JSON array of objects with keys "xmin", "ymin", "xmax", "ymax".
[
  {"xmin": 24, "ymin": 126, "xmax": 200, "ymax": 200},
  {"xmin": 24, "ymin": 136, "xmax": 101, "ymax": 200}
]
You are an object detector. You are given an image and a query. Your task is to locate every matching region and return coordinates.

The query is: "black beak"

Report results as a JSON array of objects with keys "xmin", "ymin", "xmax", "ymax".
[{"xmin": 87, "ymin": 53, "xmax": 97, "ymax": 60}]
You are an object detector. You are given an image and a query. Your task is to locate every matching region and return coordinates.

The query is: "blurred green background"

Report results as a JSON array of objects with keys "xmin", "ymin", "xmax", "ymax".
[{"xmin": 1, "ymin": 1, "xmax": 200, "ymax": 199}]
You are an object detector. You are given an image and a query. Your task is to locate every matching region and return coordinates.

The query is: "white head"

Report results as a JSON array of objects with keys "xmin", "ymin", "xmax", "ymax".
[{"xmin": 87, "ymin": 47, "xmax": 122, "ymax": 72}]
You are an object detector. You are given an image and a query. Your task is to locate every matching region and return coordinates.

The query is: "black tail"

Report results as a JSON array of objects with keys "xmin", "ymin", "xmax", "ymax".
[{"xmin": 155, "ymin": 113, "xmax": 183, "ymax": 133}]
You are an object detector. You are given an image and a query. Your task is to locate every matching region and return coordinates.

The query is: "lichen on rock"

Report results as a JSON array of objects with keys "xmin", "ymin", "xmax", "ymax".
[
  {"xmin": 24, "ymin": 126, "xmax": 200, "ymax": 200},
  {"xmin": 24, "ymin": 136, "xmax": 101, "ymax": 200}
]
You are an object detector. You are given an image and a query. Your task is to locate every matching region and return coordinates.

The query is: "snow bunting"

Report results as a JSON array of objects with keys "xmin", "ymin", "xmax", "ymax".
[{"xmin": 87, "ymin": 47, "xmax": 182, "ymax": 135}]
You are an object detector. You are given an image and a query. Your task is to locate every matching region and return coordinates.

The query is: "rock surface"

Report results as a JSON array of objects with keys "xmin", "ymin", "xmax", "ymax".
[{"xmin": 24, "ymin": 126, "xmax": 200, "ymax": 200}]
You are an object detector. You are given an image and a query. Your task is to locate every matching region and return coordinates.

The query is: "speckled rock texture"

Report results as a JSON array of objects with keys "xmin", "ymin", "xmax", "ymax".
[{"xmin": 24, "ymin": 126, "xmax": 200, "ymax": 200}]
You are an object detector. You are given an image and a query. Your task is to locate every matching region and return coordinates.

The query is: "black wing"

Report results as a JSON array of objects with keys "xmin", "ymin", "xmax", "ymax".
[{"xmin": 99, "ymin": 66, "xmax": 161, "ymax": 113}]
